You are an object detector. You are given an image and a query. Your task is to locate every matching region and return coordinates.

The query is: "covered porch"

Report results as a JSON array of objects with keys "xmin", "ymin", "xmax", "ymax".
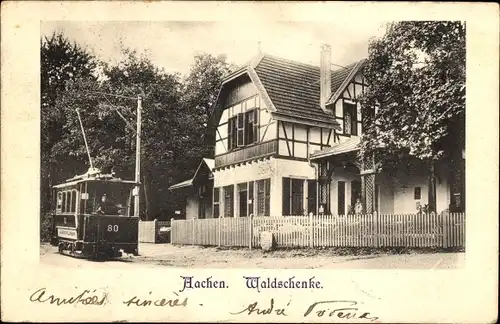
[{"xmin": 310, "ymin": 137, "xmax": 455, "ymax": 215}]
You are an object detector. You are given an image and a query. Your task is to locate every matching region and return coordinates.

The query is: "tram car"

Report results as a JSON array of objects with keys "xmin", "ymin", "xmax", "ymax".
[{"xmin": 49, "ymin": 168, "xmax": 139, "ymax": 259}]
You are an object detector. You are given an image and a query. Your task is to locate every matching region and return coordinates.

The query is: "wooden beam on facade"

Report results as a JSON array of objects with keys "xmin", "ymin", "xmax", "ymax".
[{"xmin": 281, "ymin": 121, "xmax": 292, "ymax": 156}]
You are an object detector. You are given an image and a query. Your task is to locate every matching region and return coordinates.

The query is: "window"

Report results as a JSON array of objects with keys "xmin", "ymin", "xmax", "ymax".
[
  {"xmin": 71, "ymin": 190, "xmax": 76, "ymax": 213},
  {"xmin": 282, "ymin": 177, "xmax": 304, "ymax": 215},
  {"xmin": 343, "ymin": 102, "xmax": 358, "ymax": 135},
  {"xmin": 227, "ymin": 109, "xmax": 259, "ymax": 150},
  {"xmin": 237, "ymin": 181, "xmax": 256, "ymax": 217},
  {"xmin": 414, "ymin": 187, "xmax": 421, "ymax": 200},
  {"xmin": 61, "ymin": 192, "xmax": 67, "ymax": 213},
  {"xmin": 65, "ymin": 192, "xmax": 70, "ymax": 213},
  {"xmin": 245, "ymin": 109, "xmax": 258, "ymax": 145},
  {"xmin": 56, "ymin": 192, "xmax": 62, "ymax": 211},
  {"xmin": 257, "ymin": 179, "xmax": 270, "ymax": 216},
  {"xmin": 59, "ymin": 190, "xmax": 77, "ymax": 214},
  {"xmin": 248, "ymin": 181, "xmax": 254, "ymax": 216},
  {"xmin": 213, "ymin": 188, "xmax": 220, "ymax": 218},
  {"xmin": 223, "ymin": 185, "xmax": 234, "ymax": 217},
  {"xmin": 238, "ymin": 183, "xmax": 248, "ymax": 217}
]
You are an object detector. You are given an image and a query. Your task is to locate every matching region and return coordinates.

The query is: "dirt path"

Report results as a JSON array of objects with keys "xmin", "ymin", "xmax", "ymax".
[{"xmin": 40, "ymin": 243, "xmax": 464, "ymax": 269}]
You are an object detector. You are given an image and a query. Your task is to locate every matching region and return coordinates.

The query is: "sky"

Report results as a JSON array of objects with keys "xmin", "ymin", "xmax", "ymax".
[{"xmin": 41, "ymin": 21, "xmax": 387, "ymax": 76}]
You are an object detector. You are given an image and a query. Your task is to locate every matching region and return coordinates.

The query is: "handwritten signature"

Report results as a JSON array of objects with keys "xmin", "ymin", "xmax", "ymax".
[
  {"xmin": 29, "ymin": 288, "xmax": 108, "ymax": 306},
  {"xmin": 304, "ymin": 300, "xmax": 379, "ymax": 321},
  {"xmin": 230, "ymin": 298, "xmax": 289, "ymax": 316},
  {"xmin": 231, "ymin": 299, "xmax": 378, "ymax": 321}
]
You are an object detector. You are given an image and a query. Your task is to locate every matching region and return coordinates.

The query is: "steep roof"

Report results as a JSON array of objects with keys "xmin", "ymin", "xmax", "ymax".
[
  {"xmin": 253, "ymin": 54, "xmax": 362, "ymax": 125},
  {"xmin": 168, "ymin": 178, "xmax": 193, "ymax": 190},
  {"xmin": 168, "ymin": 158, "xmax": 214, "ymax": 191}
]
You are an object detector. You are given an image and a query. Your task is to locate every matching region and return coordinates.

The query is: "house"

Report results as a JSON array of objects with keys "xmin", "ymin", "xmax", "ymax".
[
  {"xmin": 169, "ymin": 44, "xmax": 465, "ymax": 218},
  {"xmin": 168, "ymin": 158, "xmax": 214, "ymax": 219}
]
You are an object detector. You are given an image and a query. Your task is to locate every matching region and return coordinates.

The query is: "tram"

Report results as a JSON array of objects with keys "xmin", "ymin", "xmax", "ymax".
[{"xmin": 49, "ymin": 168, "xmax": 139, "ymax": 259}]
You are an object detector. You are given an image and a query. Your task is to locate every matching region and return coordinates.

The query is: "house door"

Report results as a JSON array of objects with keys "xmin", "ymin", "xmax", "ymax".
[
  {"xmin": 351, "ymin": 180, "xmax": 361, "ymax": 213},
  {"xmin": 198, "ymin": 199, "xmax": 206, "ymax": 219},
  {"xmin": 338, "ymin": 181, "xmax": 345, "ymax": 215}
]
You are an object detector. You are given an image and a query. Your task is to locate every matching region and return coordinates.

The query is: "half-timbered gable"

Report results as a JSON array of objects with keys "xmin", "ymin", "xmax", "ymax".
[
  {"xmin": 326, "ymin": 60, "xmax": 369, "ymax": 140},
  {"xmin": 276, "ymin": 122, "xmax": 336, "ymax": 159}
]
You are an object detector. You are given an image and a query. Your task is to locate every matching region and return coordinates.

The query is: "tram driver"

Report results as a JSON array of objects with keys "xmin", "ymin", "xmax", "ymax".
[{"xmin": 96, "ymin": 193, "xmax": 119, "ymax": 215}]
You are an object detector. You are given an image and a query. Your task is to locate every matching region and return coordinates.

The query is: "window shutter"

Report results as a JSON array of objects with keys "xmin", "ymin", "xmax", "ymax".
[
  {"xmin": 291, "ymin": 179, "xmax": 304, "ymax": 215},
  {"xmin": 248, "ymin": 181, "xmax": 254, "ymax": 216},
  {"xmin": 223, "ymin": 185, "xmax": 234, "ymax": 217},
  {"xmin": 253, "ymin": 109, "xmax": 259, "ymax": 143},
  {"xmin": 244, "ymin": 110, "xmax": 252, "ymax": 145},
  {"xmin": 237, "ymin": 113, "xmax": 244, "ymax": 147},
  {"xmin": 227, "ymin": 118, "xmax": 232, "ymax": 150},
  {"xmin": 265, "ymin": 179, "xmax": 270, "ymax": 216},
  {"xmin": 282, "ymin": 177, "xmax": 291, "ymax": 216},
  {"xmin": 213, "ymin": 188, "xmax": 220, "ymax": 218},
  {"xmin": 351, "ymin": 104, "xmax": 358, "ymax": 136},
  {"xmin": 232, "ymin": 117, "xmax": 237, "ymax": 149}
]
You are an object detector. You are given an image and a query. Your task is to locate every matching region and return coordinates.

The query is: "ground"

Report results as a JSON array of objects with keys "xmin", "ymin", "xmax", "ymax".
[{"xmin": 40, "ymin": 243, "xmax": 464, "ymax": 269}]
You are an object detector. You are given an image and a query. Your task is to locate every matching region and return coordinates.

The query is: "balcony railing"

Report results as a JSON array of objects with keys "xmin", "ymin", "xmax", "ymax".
[{"xmin": 215, "ymin": 140, "xmax": 278, "ymax": 168}]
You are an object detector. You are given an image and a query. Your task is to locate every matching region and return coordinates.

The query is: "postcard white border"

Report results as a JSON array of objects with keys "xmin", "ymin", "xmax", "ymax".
[{"xmin": 1, "ymin": 1, "xmax": 498, "ymax": 322}]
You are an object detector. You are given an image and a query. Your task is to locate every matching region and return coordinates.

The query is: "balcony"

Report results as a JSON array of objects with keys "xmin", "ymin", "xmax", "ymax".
[{"xmin": 214, "ymin": 140, "xmax": 278, "ymax": 168}]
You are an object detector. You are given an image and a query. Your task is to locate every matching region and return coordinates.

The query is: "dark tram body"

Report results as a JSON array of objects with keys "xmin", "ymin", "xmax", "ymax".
[{"xmin": 50, "ymin": 169, "xmax": 139, "ymax": 258}]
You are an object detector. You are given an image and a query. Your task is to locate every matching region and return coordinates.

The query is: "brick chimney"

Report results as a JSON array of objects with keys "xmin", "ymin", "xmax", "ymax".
[{"xmin": 320, "ymin": 44, "xmax": 332, "ymax": 111}]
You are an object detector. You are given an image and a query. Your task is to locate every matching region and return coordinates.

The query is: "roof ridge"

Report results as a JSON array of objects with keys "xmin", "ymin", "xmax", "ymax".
[
  {"xmin": 260, "ymin": 52, "xmax": 363, "ymax": 73},
  {"xmin": 262, "ymin": 53, "xmax": 319, "ymax": 70}
]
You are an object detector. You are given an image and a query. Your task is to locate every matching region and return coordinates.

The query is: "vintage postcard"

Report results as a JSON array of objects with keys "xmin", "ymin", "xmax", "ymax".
[{"xmin": 1, "ymin": 1, "xmax": 498, "ymax": 323}]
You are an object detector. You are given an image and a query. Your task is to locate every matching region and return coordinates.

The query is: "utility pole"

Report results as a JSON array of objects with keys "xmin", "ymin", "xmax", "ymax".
[
  {"xmin": 86, "ymin": 90, "xmax": 143, "ymax": 218},
  {"xmin": 134, "ymin": 96, "xmax": 142, "ymax": 218}
]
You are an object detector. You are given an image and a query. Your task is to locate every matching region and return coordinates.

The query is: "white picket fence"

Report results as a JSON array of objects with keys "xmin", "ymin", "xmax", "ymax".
[{"xmin": 171, "ymin": 212, "xmax": 465, "ymax": 248}]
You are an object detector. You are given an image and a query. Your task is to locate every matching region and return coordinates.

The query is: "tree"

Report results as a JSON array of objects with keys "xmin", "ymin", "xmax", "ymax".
[
  {"xmin": 40, "ymin": 32, "xmax": 98, "ymax": 215},
  {"xmin": 74, "ymin": 48, "xmax": 188, "ymax": 220},
  {"xmin": 181, "ymin": 53, "xmax": 237, "ymax": 158},
  {"xmin": 360, "ymin": 21, "xmax": 465, "ymax": 212},
  {"xmin": 42, "ymin": 38, "xmax": 238, "ymax": 222}
]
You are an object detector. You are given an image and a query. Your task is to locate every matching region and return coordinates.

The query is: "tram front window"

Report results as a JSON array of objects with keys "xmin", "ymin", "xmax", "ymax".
[
  {"xmin": 96, "ymin": 194, "xmax": 119, "ymax": 215},
  {"xmin": 86, "ymin": 182, "xmax": 131, "ymax": 216}
]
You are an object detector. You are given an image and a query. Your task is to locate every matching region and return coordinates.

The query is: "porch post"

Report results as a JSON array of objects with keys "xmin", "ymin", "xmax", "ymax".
[
  {"xmin": 364, "ymin": 173, "xmax": 375, "ymax": 214},
  {"xmin": 361, "ymin": 154, "xmax": 376, "ymax": 214},
  {"xmin": 361, "ymin": 169, "xmax": 366, "ymax": 212},
  {"xmin": 318, "ymin": 161, "xmax": 331, "ymax": 214}
]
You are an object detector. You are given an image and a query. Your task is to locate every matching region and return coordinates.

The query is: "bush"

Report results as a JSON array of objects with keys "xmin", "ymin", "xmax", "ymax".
[{"xmin": 40, "ymin": 214, "xmax": 53, "ymax": 242}]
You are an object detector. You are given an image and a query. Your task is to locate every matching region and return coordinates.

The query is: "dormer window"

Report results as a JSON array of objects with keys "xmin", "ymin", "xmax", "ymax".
[
  {"xmin": 228, "ymin": 109, "xmax": 259, "ymax": 150},
  {"xmin": 343, "ymin": 102, "xmax": 358, "ymax": 136}
]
